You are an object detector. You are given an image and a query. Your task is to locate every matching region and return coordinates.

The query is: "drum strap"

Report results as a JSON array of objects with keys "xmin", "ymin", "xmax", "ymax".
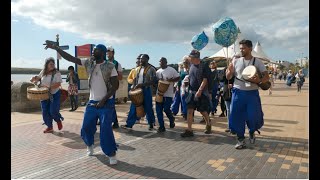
[
  {"xmin": 136, "ymin": 65, "xmax": 151, "ymax": 83},
  {"xmin": 237, "ymin": 57, "xmax": 256, "ymax": 82}
]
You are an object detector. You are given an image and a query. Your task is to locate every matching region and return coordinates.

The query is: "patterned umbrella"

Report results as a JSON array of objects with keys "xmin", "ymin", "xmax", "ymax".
[
  {"xmin": 212, "ymin": 17, "xmax": 238, "ymax": 47},
  {"xmin": 191, "ymin": 31, "xmax": 209, "ymax": 51}
]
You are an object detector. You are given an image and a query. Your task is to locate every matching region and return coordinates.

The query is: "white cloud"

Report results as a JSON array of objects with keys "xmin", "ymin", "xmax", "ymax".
[
  {"xmin": 12, "ymin": 0, "xmax": 309, "ymax": 53},
  {"xmin": 11, "ymin": 57, "xmax": 44, "ymax": 68}
]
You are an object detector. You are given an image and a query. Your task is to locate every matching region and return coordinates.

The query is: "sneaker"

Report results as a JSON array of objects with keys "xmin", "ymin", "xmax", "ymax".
[
  {"xmin": 109, "ymin": 155, "xmax": 117, "ymax": 165},
  {"xmin": 170, "ymin": 118, "xmax": 175, "ymax": 128},
  {"xmin": 230, "ymin": 131, "xmax": 236, "ymax": 135},
  {"xmin": 120, "ymin": 124, "xmax": 132, "ymax": 130},
  {"xmin": 235, "ymin": 140, "xmax": 246, "ymax": 149},
  {"xmin": 210, "ymin": 112, "xmax": 215, "ymax": 116},
  {"xmin": 157, "ymin": 127, "xmax": 166, "ymax": 133},
  {"xmin": 69, "ymin": 108, "xmax": 75, "ymax": 112},
  {"xmin": 249, "ymin": 133, "xmax": 256, "ymax": 144},
  {"xmin": 57, "ymin": 120, "xmax": 63, "ymax": 130},
  {"xmin": 204, "ymin": 124, "xmax": 212, "ymax": 134},
  {"xmin": 225, "ymin": 129, "xmax": 230, "ymax": 132},
  {"xmin": 87, "ymin": 145, "xmax": 94, "ymax": 156},
  {"xmin": 180, "ymin": 129, "xmax": 194, "ymax": 137},
  {"xmin": 112, "ymin": 123, "xmax": 119, "ymax": 129},
  {"xmin": 148, "ymin": 124, "xmax": 154, "ymax": 131},
  {"xmin": 43, "ymin": 127, "xmax": 53, "ymax": 133}
]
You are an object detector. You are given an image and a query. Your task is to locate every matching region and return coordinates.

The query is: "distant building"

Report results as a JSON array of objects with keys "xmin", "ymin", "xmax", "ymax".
[{"xmin": 275, "ymin": 60, "xmax": 290, "ymax": 69}]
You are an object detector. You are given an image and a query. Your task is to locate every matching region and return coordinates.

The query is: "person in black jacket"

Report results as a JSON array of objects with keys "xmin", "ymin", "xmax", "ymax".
[{"xmin": 222, "ymin": 67, "xmax": 235, "ymax": 134}]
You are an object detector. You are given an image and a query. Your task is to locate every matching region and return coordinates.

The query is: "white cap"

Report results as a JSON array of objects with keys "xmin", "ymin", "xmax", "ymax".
[
  {"xmin": 106, "ymin": 46, "xmax": 114, "ymax": 52},
  {"xmin": 183, "ymin": 75, "xmax": 189, "ymax": 83}
]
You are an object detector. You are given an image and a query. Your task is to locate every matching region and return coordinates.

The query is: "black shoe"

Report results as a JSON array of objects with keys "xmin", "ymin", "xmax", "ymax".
[
  {"xmin": 69, "ymin": 108, "xmax": 75, "ymax": 112},
  {"xmin": 112, "ymin": 123, "xmax": 119, "ymax": 129},
  {"xmin": 181, "ymin": 129, "xmax": 194, "ymax": 137},
  {"xmin": 230, "ymin": 131, "xmax": 236, "ymax": 135},
  {"xmin": 157, "ymin": 127, "xmax": 166, "ymax": 133},
  {"xmin": 182, "ymin": 114, "xmax": 187, "ymax": 120},
  {"xmin": 219, "ymin": 113, "xmax": 226, "ymax": 117},
  {"xmin": 225, "ymin": 129, "xmax": 231, "ymax": 132},
  {"xmin": 74, "ymin": 106, "xmax": 78, "ymax": 111},
  {"xmin": 210, "ymin": 112, "xmax": 215, "ymax": 116},
  {"xmin": 148, "ymin": 124, "xmax": 154, "ymax": 131},
  {"xmin": 120, "ymin": 124, "xmax": 132, "ymax": 130},
  {"xmin": 170, "ymin": 118, "xmax": 175, "ymax": 128},
  {"xmin": 204, "ymin": 124, "xmax": 212, "ymax": 134}
]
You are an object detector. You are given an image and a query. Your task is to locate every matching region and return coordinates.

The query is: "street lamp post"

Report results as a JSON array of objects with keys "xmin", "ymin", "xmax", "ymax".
[{"xmin": 56, "ymin": 34, "xmax": 60, "ymax": 71}]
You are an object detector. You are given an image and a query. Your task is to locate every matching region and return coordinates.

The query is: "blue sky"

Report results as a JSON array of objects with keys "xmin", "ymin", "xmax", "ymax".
[{"xmin": 11, "ymin": 0, "xmax": 309, "ymax": 70}]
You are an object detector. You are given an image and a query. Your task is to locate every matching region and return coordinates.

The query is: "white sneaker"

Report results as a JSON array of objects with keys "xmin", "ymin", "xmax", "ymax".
[
  {"xmin": 87, "ymin": 145, "xmax": 94, "ymax": 156},
  {"xmin": 109, "ymin": 155, "xmax": 117, "ymax": 165}
]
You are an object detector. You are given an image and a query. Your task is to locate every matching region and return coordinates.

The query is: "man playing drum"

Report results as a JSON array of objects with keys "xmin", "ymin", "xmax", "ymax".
[
  {"xmin": 121, "ymin": 54, "xmax": 157, "ymax": 131},
  {"xmin": 226, "ymin": 39, "xmax": 269, "ymax": 149},
  {"xmin": 155, "ymin": 57, "xmax": 180, "ymax": 133},
  {"xmin": 45, "ymin": 42, "xmax": 119, "ymax": 165}
]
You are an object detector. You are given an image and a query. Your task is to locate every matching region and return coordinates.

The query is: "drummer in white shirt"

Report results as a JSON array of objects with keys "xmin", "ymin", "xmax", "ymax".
[
  {"xmin": 155, "ymin": 57, "xmax": 180, "ymax": 133},
  {"xmin": 226, "ymin": 39, "xmax": 269, "ymax": 149}
]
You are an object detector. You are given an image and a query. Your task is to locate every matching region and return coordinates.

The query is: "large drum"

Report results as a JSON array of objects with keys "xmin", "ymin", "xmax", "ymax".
[
  {"xmin": 27, "ymin": 86, "xmax": 49, "ymax": 100},
  {"xmin": 155, "ymin": 80, "xmax": 170, "ymax": 103},
  {"xmin": 242, "ymin": 65, "xmax": 271, "ymax": 90},
  {"xmin": 129, "ymin": 88, "xmax": 145, "ymax": 117}
]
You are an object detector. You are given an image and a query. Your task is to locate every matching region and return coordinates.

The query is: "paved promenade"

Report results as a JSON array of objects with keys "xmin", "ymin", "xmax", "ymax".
[{"xmin": 11, "ymin": 79, "xmax": 309, "ymax": 179}]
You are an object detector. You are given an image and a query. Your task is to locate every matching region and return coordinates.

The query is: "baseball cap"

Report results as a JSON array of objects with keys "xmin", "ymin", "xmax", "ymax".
[
  {"xmin": 95, "ymin": 44, "xmax": 107, "ymax": 53},
  {"xmin": 189, "ymin": 49, "xmax": 200, "ymax": 58},
  {"xmin": 106, "ymin": 46, "xmax": 114, "ymax": 52}
]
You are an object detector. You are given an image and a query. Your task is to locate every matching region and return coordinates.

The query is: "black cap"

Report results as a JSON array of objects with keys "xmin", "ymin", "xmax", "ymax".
[
  {"xmin": 189, "ymin": 49, "xmax": 200, "ymax": 58},
  {"xmin": 137, "ymin": 54, "xmax": 143, "ymax": 59},
  {"xmin": 160, "ymin": 57, "xmax": 167, "ymax": 62},
  {"xmin": 140, "ymin": 54, "xmax": 149, "ymax": 60}
]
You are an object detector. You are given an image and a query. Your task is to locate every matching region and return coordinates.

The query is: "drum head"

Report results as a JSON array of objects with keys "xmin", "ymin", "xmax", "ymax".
[
  {"xmin": 242, "ymin": 65, "xmax": 256, "ymax": 80},
  {"xmin": 28, "ymin": 87, "xmax": 48, "ymax": 92},
  {"xmin": 129, "ymin": 88, "xmax": 143, "ymax": 95},
  {"xmin": 159, "ymin": 80, "xmax": 170, "ymax": 84}
]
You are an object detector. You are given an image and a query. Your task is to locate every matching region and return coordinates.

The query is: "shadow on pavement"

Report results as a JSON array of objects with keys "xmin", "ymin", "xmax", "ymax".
[{"xmin": 95, "ymin": 154, "xmax": 195, "ymax": 179}]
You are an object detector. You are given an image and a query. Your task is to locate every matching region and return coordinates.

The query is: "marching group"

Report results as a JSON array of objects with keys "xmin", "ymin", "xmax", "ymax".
[{"xmin": 31, "ymin": 39, "xmax": 278, "ymax": 165}]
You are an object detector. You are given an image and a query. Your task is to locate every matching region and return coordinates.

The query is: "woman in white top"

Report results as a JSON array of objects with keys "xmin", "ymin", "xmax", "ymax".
[{"xmin": 30, "ymin": 57, "xmax": 64, "ymax": 133}]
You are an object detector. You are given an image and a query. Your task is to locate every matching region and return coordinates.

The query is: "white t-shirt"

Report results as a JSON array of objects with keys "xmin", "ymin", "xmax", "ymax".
[
  {"xmin": 156, "ymin": 66, "xmax": 180, "ymax": 98},
  {"xmin": 38, "ymin": 70, "xmax": 62, "ymax": 94},
  {"xmin": 80, "ymin": 59, "xmax": 118, "ymax": 101},
  {"xmin": 232, "ymin": 57, "xmax": 267, "ymax": 91},
  {"xmin": 138, "ymin": 67, "xmax": 144, "ymax": 84}
]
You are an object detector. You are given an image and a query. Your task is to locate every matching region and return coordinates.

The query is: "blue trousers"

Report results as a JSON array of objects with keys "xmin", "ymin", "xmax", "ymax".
[
  {"xmin": 181, "ymin": 93, "xmax": 187, "ymax": 116},
  {"xmin": 81, "ymin": 99, "xmax": 117, "ymax": 156},
  {"xmin": 211, "ymin": 83, "xmax": 219, "ymax": 113},
  {"xmin": 229, "ymin": 88, "xmax": 264, "ymax": 139},
  {"xmin": 156, "ymin": 97, "xmax": 174, "ymax": 128},
  {"xmin": 40, "ymin": 90, "xmax": 63, "ymax": 128},
  {"xmin": 112, "ymin": 94, "xmax": 118, "ymax": 124},
  {"xmin": 126, "ymin": 87, "xmax": 155, "ymax": 127},
  {"xmin": 171, "ymin": 90, "xmax": 182, "ymax": 115}
]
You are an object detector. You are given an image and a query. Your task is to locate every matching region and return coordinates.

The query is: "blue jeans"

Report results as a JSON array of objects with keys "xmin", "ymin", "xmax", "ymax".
[
  {"xmin": 156, "ymin": 97, "xmax": 174, "ymax": 128},
  {"xmin": 81, "ymin": 99, "xmax": 117, "ymax": 156},
  {"xmin": 225, "ymin": 100, "xmax": 231, "ymax": 129},
  {"xmin": 171, "ymin": 90, "xmax": 182, "ymax": 115},
  {"xmin": 181, "ymin": 93, "xmax": 187, "ymax": 116},
  {"xmin": 229, "ymin": 88, "xmax": 264, "ymax": 139},
  {"xmin": 112, "ymin": 94, "xmax": 118, "ymax": 124},
  {"xmin": 40, "ymin": 90, "xmax": 63, "ymax": 128},
  {"xmin": 126, "ymin": 87, "xmax": 155, "ymax": 127}
]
